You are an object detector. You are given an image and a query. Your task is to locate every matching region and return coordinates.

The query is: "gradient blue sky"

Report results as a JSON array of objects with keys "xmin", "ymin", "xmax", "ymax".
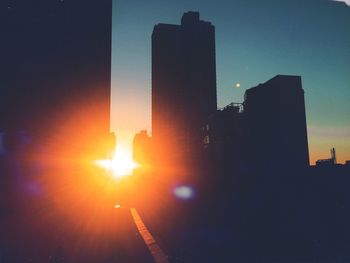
[{"xmin": 111, "ymin": 0, "xmax": 350, "ymax": 164}]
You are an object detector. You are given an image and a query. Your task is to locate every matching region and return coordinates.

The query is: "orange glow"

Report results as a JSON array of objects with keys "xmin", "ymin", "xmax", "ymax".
[
  {"xmin": 94, "ymin": 143, "xmax": 139, "ymax": 178},
  {"xmin": 308, "ymin": 132, "xmax": 350, "ymax": 165}
]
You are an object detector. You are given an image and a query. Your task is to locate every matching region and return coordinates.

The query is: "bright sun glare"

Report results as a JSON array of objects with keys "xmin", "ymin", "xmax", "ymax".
[{"xmin": 94, "ymin": 144, "xmax": 139, "ymax": 178}]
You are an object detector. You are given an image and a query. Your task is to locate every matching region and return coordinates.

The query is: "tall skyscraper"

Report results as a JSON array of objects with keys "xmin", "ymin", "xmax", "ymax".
[
  {"xmin": 0, "ymin": 0, "xmax": 113, "ymax": 157},
  {"xmin": 244, "ymin": 75, "xmax": 310, "ymax": 171},
  {"xmin": 152, "ymin": 11, "xmax": 217, "ymax": 158}
]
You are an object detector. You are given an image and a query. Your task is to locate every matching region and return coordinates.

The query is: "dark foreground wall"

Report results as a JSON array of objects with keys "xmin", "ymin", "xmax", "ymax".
[
  {"xmin": 137, "ymin": 168, "xmax": 350, "ymax": 263},
  {"xmin": 0, "ymin": 0, "xmax": 113, "ymax": 157}
]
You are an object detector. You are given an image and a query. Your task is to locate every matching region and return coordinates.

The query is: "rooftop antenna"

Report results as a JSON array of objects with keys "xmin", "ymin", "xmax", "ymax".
[{"xmin": 331, "ymin": 148, "xmax": 336, "ymax": 164}]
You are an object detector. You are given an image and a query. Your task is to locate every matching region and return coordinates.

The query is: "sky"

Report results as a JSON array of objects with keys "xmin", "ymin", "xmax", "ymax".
[{"xmin": 111, "ymin": 0, "xmax": 350, "ymax": 164}]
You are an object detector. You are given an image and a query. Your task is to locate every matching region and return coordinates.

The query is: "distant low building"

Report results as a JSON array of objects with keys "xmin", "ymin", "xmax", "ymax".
[
  {"xmin": 133, "ymin": 130, "xmax": 152, "ymax": 167},
  {"xmin": 316, "ymin": 148, "xmax": 337, "ymax": 167},
  {"xmin": 311, "ymin": 148, "xmax": 349, "ymax": 175}
]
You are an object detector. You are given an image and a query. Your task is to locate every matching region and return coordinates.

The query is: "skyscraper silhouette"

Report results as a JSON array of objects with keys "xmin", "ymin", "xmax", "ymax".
[
  {"xmin": 0, "ymin": 0, "xmax": 113, "ymax": 157},
  {"xmin": 203, "ymin": 75, "xmax": 309, "ymax": 175},
  {"xmin": 244, "ymin": 75, "xmax": 310, "ymax": 171},
  {"xmin": 152, "ymin": 11, "xmax": 217, "ymax": 158}
]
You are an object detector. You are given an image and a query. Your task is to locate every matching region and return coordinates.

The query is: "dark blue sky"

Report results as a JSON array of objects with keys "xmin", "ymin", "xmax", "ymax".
[{"xmin": 111, "ymin": 0, "xmax": 350, "ymax": 163}]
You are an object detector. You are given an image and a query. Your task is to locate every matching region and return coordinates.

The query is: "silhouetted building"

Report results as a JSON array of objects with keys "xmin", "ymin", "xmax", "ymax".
[
  {"xmin": 311, "ymin": 148, "xmax": 349, "ymax": 175},
  {"xmin": 0, "ymin": 0, "xmax": 113, "ymax": 157},
  {"xmin": 204, "ymin": 75, "xmax": 309, "ymax": 175},
  {"xmin": 152, "ymin": 11, "xmax": 217, "ymax": 160},
  {"xmin": 316, "ymin": 148, "xmax": 337, "ymax": 167},
  {"xmin": 244, "ymin": 75, "xmax": 309, "ymax": 172},
  {"xmin": 133, "ymin": 130, "xmax": 152, "ymax": 166},
  {"xmin": 203, "ymin": 103, "xmax": 247, "ymax": 175}
]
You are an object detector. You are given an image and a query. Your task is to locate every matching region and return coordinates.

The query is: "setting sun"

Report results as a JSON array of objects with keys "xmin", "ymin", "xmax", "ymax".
[{"xmin": 94, "ymin": 143, "xmax": 139, "ymax": 178}]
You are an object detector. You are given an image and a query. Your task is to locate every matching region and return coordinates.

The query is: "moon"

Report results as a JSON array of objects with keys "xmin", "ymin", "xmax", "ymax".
[{"xmin": 235, "ymin": 83, "xmax": 241, "ymax": 88}]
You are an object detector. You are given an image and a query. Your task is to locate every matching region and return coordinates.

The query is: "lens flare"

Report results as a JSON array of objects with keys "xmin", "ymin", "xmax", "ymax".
[
  {"xmin": 94, "ymin": 144, "xmax": 139, "ymax": 178},
  {"xmin": 173, "ymin": 185, "xmax": 195, "ymax": 200}
]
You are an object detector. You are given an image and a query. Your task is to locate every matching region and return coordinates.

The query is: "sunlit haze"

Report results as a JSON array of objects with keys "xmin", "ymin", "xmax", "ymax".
[{"xmin": 94, "ymin": 143, "xmax": 139, "ymax": 178}]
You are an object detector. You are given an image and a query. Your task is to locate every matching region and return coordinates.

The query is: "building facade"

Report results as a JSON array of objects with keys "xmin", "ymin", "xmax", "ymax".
[
  {"xmin": 244, "ymin": 75, "xmax": 310, "ymax": 171},
  {"xmin": 204, "ymin": 75, "xmax": 310, "ymax": 175},
  {"xmin": 152, "ymin": 11, "xmax": 217, "ymax": 160}
]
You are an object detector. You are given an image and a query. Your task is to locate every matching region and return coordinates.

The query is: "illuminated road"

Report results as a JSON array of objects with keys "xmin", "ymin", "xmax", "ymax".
[
  {"xmin": 130, "ymin": 208, "xmax": 170, "ymax": 263},
  {"xmin": 1, "ymin": 204, "xmax": 161, "ymax": 263},
  {"xmin": 0, "ymin": 163, "xmax": 165, "ymax": 263}
]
